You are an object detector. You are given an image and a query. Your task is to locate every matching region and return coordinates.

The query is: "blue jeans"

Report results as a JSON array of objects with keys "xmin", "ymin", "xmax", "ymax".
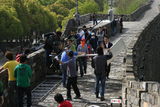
[
  {"xmin": 61, "ymin": 64, "xmax": 67, "ymax": 87},
  {"xmin": 95, "ymin": 75, "xmax": 106, "ymax": 97}
]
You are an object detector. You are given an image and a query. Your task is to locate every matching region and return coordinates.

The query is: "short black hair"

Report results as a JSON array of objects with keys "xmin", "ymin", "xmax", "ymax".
[
  {"xmin": 54, "ymin": 93, "xmax": 64, "ymax": 103},
  {"xmin": 97, "ymin": 46, "xmax": 104, "ymax": 55},
  {"xmin": 5, "ymin": 51, "xmax": 13, "ymax": 60},
  {"xmin": 20, "ymin": 55, "xmax": 28, "ymax": 63},
  {"xmin": 24, "ymin": 48, "xmax": 30, "ymax": 55},
  {"xmin": 104, "ymin": 36, "xmax": 109, "ymax": 39},
  {"xmin": 68, "ymin": 51, "xmax": 74, "ymax": 58}
]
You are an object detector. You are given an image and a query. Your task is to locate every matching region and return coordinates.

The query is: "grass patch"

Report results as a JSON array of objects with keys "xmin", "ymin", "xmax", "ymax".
[{"xmin": 115, "ymin": 0, "xmax": 149, "ymax": 14}]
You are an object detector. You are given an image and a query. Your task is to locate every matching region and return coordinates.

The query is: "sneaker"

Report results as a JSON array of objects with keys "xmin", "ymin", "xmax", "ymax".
[
  {"xmin": 73, "ymin": 96, "xmax": 81, "ymax": 99},
  {"xmin": 100, "ymin": 97, "xmax": 105, "ymax": 101},
  {"xmin": 66, "ymin": 97, "xmax": 72, "ymax": 101}
]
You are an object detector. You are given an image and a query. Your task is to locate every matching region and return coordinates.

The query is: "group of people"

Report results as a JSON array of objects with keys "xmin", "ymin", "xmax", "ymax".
[
  {"xmin": 0, "ymin": 49, "xmax": 32, "ymax": 107},
  {"xmin": 53, "ymin": 25, "xmax": 114, "ymax": 107},
  {"xmin": 91, "ymin": 12, "xmax": 123, "ymax": 34}
]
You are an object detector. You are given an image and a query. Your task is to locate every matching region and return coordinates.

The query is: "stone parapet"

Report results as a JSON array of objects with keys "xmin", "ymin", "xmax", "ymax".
[
  {"xmin": 123, "ymin": 81, "xmax": 160, "ymax": 107},
  {"xmin": 122, "ymin": 5, "xmax": 160, "ymax": 107},
  {"xmin": 0, "ymin": 48, "xmax": 46, "ymax": 106}
]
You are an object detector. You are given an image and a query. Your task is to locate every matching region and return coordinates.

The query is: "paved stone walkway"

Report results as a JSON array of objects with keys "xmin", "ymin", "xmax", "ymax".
[{"xmin": 37, "ymin": 0, "xmax": 160, "ymax": 107}]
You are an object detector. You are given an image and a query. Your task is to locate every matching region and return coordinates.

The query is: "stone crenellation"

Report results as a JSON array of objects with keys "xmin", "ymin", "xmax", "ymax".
[{"xmin": 123, "ymin": 11, "xmax": 160, "ymax": 107}]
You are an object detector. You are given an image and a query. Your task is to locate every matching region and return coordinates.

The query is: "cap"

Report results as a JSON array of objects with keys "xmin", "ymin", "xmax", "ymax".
[
  {"xmin": 81, "ymin": 38, "xmax": 85, "ymax": 41},
  {"xmin": 91, "ymin": 33, "xmax": 95, "ymax": 35}
]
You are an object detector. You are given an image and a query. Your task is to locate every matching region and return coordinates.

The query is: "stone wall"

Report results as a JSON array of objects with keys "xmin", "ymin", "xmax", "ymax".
[
  {"xmin": 122, "ymin": 81, "xmax": 160, "ymax": 107},
  {"xmin": 122, "ymin": 10, "xmax": 160, "ymax": 107},
  {"xmin": 133, "ymin": 13, "xmax": 160, "ymax": 82},
  {"xmin": 130, "ymin": 0, "xmax": 152, "ymax": 21}
]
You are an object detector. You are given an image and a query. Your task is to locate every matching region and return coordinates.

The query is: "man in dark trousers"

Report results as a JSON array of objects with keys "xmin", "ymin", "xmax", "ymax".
[
  {"xmin": 14, "ymin": 55, "xmax": 32, "ymax": 107},
  {"xmin": 103, "ymin": 36, "xmax": 113, "ymax": 79},
  {"xmin": 93, "ymin": 46, "xmax": 112, "ymax": 101},
  {"xmin": 61, "ymin": 51, "xmax": 81, "ymax": 100},
  {"xmin": 119, "ymin": 15, "xmax": 123, "ymax": 33},
  {"xmin": 92, "ymin": 12, "xmax": 98, "ymax": 25}
]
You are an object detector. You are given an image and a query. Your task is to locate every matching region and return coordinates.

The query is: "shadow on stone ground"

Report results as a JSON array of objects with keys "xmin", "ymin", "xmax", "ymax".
[{"xmin": 37, "ymin": 64, "xmax": 122, "ymax": 107}]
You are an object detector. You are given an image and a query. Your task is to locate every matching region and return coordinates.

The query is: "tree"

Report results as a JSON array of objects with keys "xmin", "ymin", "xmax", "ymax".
[
  {"xmin": 39, "ymin": 0, "xmax": 57, "ymax": 6},
  {"xmin": 49, "ymin": 3, "xmax": 69, "ymax": 17},
  {"xmin": 0, "ymin": 5, "xmax": 23, "ymax": 41},
  {"xmin": 55, "ymin": 0, "xmax": 76, "ymax": 9},
  {"xmin": 78, "ymin": 0, "xmax": 99, "ymax": 15},
  {"xmin": 26, "ymin": 0, "xmax": 58, "ymax": 34}
]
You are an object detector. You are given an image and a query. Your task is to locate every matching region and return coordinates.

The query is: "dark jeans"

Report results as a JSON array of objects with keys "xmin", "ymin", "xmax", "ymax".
[
  {"xmin": 45, "ymin": 49, "xmax": 52, "ymax": 68},
  {"xmin": 95, "ymin": 75, "xmax": 106, "ymax": 97},
  {"xmin": 17, "ymin": 86, "xmax": 31, "ymax": 107},
  {"xmin": 93, "ymin": 19, "xmax": 97, "ymax": 25},
  {"xmin": 67, "ymin": 76, "xmax": 80, "ymax": 99},
  {"xmin": 78, "ymin": 57, "xmax": 87, "ymax": 77},
  {"xmin": 8, "ymin": 81, "xmax": 16, "ymax": 107}
]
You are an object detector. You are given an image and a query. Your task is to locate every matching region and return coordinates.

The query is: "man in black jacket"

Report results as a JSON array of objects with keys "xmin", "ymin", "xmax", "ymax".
[{"xmin": 93, "ymin": 46, "xmax": 112, "ymax": 101}]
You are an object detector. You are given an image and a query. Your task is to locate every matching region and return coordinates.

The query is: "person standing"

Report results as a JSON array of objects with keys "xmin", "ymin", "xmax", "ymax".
[
  {"xmin": 43, "ymin": 35, "xmax": 53, "ymax": 68},
  {"xmin": 96, "ymin": 27, "xmax": 104, "ymax": 46},
  {"xmin": 93, "ymin": 47, "xmax": 112, "ymax": 101},
  {"xmin": 54, "ymin": 93, "xmax": 72, "ymax": 107},
  {"xmin": 103, "ymin": 36, "xmax": 113, "ymax": 79},
  {"xmin": 14, "ymin": 55, "xmax": 32, "ymax": 107},
  {"xmin": 92, "ymin": 12, "xmax": 98, "ymax": 25},
  {"xmin": 0, "ymin": 51, "xmax": 19, "ymax": 107},
  {"xmin": 67, "ymin": 39, "xmax": 76, "ymax": 52},
  {"xmin": 119, "ymin": 15, "xmax": 123, "ymax": 33},
  {"xmin": 77, "ymin": 39, "xmax": 88, "ymax": 77},
  {"xmin": 61, "ymin": 51, "xmax": 81, "ymax": 100},
  {"xmin": 89, "ymin": 33, "xmax": 98, "ymax": 53}
]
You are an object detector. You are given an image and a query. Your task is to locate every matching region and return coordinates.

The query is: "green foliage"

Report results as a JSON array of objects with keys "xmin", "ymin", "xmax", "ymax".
[
  {"xmin": 0, "ymin": 5, "xmax": 23, "ymax": 41},
  {"xmin": 61, "ymin": 8, "xmax": 75, "ymax": 31},
  {"xmin": 39, "ymin": 0, "xmax": 57, "ymax": 6},
  {"xmin": 14, "ymin": 0, "xmax": 31, "ymax": 36},
  {"xmin": 79, "ymin": 0, "xmax": 99, "ymax": 15},
  {"xmin": 102, "ymin": 1, "xmax": 109, "ymax": 14},
  {"xmin": 25, "ymin": 0, "xmax": 58, "ymax": 33},
  {"xmin": 49, "ymin": 3, "xmax": 69, "ymax": 17},
  {"xmin": 0, "ymin": 0, "xmax": 149, "ymax": 40},
  {"xmin": 55, "ymin": 0, "xmax": 76, "ymax": 9},
  {"xmin": 0, "ymin": 0, "xmax": 58, "ymax": 41},
  {"xmin": 94, "ymin": 0, "xmax": 105, "ymax": 11},
  {"xmin": 116, "ymin": 0, "xmax": 148, "ymax": 14}
]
